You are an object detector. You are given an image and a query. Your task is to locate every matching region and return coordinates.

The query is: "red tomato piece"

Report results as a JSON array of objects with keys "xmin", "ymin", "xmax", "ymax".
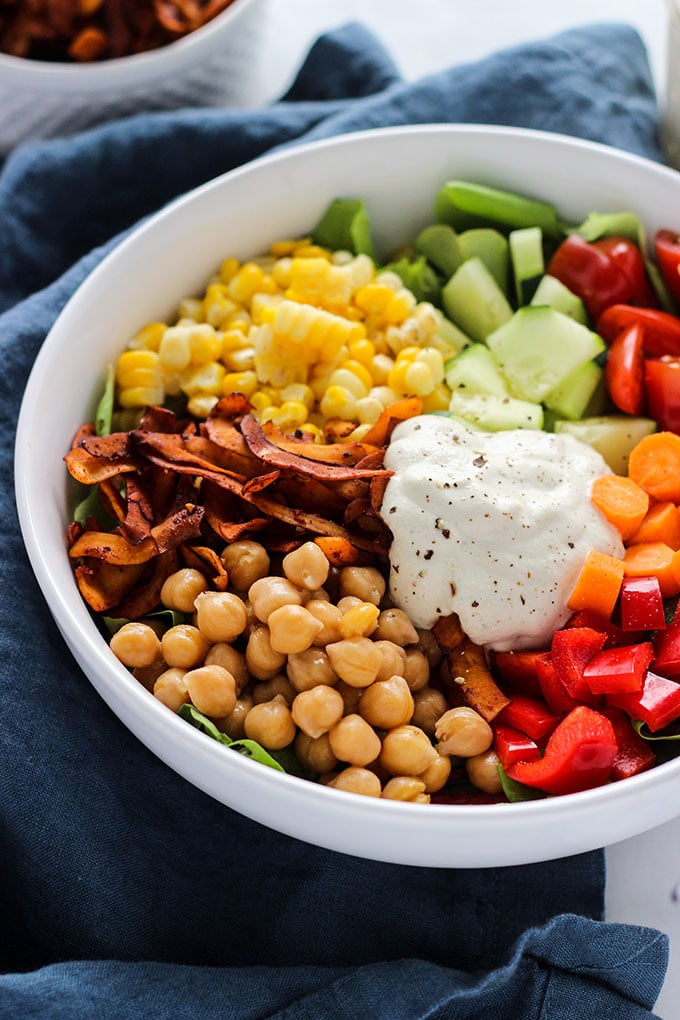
[
  {"xmin": 654, "ymin": 229, "xmax": 680, "ymax": 305},
  {"xmin": 594, "ymin": 236, "xmax": 659, "ymax": 308},
  {"xmin": 505, "ymin": 705, "xmax": 617, "ymax": 795},
  {"xmin": 644, "ymin": 356, "xmax": 680, "ymax": 433},
  {"xmin": 604, "ymin": 323, "xmax": 646, "ymax": 415},
  {"xmin": 598, "ymin": 305, "xmax": 680, "ymax": 357},
  {"xmin": 547, "ymin": 235, "xmax": 633, "ymax": 322}
]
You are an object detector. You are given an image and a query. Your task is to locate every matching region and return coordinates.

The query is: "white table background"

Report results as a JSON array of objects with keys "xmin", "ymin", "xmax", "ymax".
[{"xmin": 248, "ymin": 2, "xmax": 678, "ymax": 1016}]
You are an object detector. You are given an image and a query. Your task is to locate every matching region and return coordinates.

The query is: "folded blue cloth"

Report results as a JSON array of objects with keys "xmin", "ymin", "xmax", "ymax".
[{"xmin": 0, "ymin": 21, "xmax": 670, "ymax": 1020}]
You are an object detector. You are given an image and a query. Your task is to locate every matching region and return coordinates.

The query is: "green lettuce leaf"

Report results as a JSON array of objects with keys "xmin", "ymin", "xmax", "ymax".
[
  {"xmin": 177, "ymin": 704, "xmax": 289, "ymax": 773},
  {"xmin": 497, "ymin": 764, "xmax": 546, "ymax": 802},
  {"xmin": 96, "ymin": 364, "xmax": 115, "ymax": 437}
]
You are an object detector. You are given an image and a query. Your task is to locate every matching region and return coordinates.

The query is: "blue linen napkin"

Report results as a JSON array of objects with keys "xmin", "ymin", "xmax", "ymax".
[{"xmin": 0, "ymin": 21, "xmax": 670, "ymax": 1020}]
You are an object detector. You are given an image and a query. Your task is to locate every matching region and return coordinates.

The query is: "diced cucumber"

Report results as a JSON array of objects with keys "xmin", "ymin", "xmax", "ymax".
[
  {"xmin": 442, "ymin": 257, "xmax": 513, "ymax": 342},
  {"xmin": 553, "ymin": 415, "xmax": 657, "ymax": 475},
  {"xmin": 458, "ymin": 229, "xmax": 509, "ymax": 295},
  {"xmin": 448, "ymin": 391, "xmax": 543, "ymax": 431},
  {"xmin": 575, "ymin": 210, "xmax": 643, "ymax": 246},
  {"xmin": 509, "ymin": 226, "xmax": 544, "ymax": 305},
  {"xmin": 543, "ymin": 359, "xmax": 603, "ymax": 421},
  {"xmin": 415, "ymin": 224, "xmax": 463, "ymax": 278},
  {"xmin": 444, "ymin": 343, "xmax": 508, "ymax": 397},
  {"xmin": 435, "ymin": 180, "xmax": 563, "ymax": 240},
  {"xmin": 435, "ymin": 315, "xmax": 473, "ymax": 355},
  {"xmin": 530, "ymin": 274, "xmax": 587, "ymax": 323},
  {"xmin": 486, "ymin": 305, "xmax": 605, "ymax": 404}
]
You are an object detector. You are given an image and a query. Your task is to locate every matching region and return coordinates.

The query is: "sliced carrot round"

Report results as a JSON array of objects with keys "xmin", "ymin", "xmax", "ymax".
[
  {"xmin": 628, "ymin": 431, "xmax": 680, "ymax": 502},
  {"xmin": 590, "ymin": 473, "xmax": 649, "ymax": 540},
  {"xmin": 623, "ymin": 541, "xmax": 680, "ymax": 597}
]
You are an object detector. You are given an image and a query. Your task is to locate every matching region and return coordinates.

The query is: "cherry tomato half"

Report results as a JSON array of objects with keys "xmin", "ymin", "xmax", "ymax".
[
  {"xmin": 605, "ymin": 323, "xmax": 645, "ymax": 415},
  {"xmin": 644, "ymin": 356, "xmax": 680, "ymax": 433},
  {"xmin": 597, "ymin": 305, "xmax": 680, "ymax": 357},
  {"xmin": 547, "ymin": 234, "xmax": 632, "ymax": 322},
  {"xmin": 594, "ymin": 236, "xmax": 658, "ymax": 308},
  {"xmin": 654, "ymin": 229, "xmax": 680, "ymax": 305}
]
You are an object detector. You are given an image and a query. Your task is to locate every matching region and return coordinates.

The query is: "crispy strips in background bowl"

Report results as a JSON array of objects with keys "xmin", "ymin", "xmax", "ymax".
[{"xmin": 65, "ymin": 395, "xmax": 422, "ymax": 618}]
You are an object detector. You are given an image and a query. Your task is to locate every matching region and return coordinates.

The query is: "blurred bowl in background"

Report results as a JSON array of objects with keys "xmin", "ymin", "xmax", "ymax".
[{"xmin": 0, "ymin": 0, "xmax": 263, "ymax": 158}]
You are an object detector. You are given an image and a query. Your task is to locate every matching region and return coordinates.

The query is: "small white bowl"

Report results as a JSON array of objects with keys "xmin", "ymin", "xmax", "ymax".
[
  {"xmin": 15, "ymin": 124, "xmax": 680, "ymax": 868},
  {"xmin": 0, "ymin": 0, "xmax": 263, "ymax": 157}
]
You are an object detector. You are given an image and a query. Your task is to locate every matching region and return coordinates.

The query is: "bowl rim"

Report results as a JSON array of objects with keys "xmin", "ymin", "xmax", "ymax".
[
  {"xmin": 0, "ymin": 0, "xmax": 258, "ymax": 89},
  {"xmin": 14, "ymin": 122, "xmax": 680, "ymax": 866}
]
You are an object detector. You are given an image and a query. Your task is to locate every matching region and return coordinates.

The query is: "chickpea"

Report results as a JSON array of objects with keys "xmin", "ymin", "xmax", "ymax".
[
  {"xmin": 379, "ymin": 724, "xmax": 438, "ymax": 777},
  {"xmin": 466, "ymin": 749, "xmax": 503, "ymax": 795},
  {"xmin": 435, "ymin": 706, "xmax": 493, "ymax": 758},
  {"xmin": 291, "ymin": 685, "xmax": 344, "ymax": 738},
  {"xmin": 216, "ymin": 695, "xmax": 253, "ymax": 740},
  {"xmin": 338, "ymin": 566, "xmax": 386, "ymax": 606},
  {"xmin": 110, "ymin": 621, "xmax": 162, "ymax": 668},
  {"xmin": 282, "ymin": 541, "xmax": 330, "ymax": 591},
  {"xmin": 410, "ymin": 687, "xmax": 448, "ymax": 737},
  {"xmin": 329, "ymin": 714, "xmax": 381, "ymax": 767},
  {"xmin": 416, "ymin": 628, "xmax": 444, "ymax": 669},
  {"xmin": 133, "ymin": 659, "xmax": 167, "ymax": 692},
  {"xmin": 306, "ymin": 600, "xmax": 343, "ymax": 645},
  {"xmin": 335, "ymin": 680, "xmax": 363, "ymax": 715},
  {"xmin": 245, "ymin": 626, "xmax": 287, "ymax": 681},
  {"xmin": 326, "ymin": 767, "xmax": 382, "ymax": 797},
  {"xmin": 287, "ymin": 646, "xmax": 337, "ymax": 692},
  {"xmin": 161, "ymin": 624, "xmax": 209, "ymax": 669},
  {"xmin": 194, "ymin": 591, "xmax": 248, "ymax": 644},
  {"xmin": 373, "ymin": 640, "xmax": 407, "ymax": 683},
  {"xmin": 252, "ymin": 674, "xmax": 296, "ymax": 706},
  {"xmin": 267, "ymin": 604, "xmax": 323, "ymax": 654},
  {"xmin": 326, "ymin": 636, "xmax": 382, "ymax": 688},
  {"xmin": 381, "ymin": 776, "xmax": 429, "ymax": 803},
  {"xmin": 220, "ymin": 540, "xmax": 271, "ymax": 591},
  {"xmin": 204, "ymin": 642, "xmax": 248, "ymax": 692},
  {"xmin": 248, "ymin": 576, "xmax": 303, "ymax": 623},
  {"xmin": 338, "ymin": 602, "xmax": 380, "ymax": 638},
  {"xmin": 153, "ymin": 667, "xmax": 189, "ymax": 711},
  {"xmin": 295, "ymin": 731, "xmax": 338, "ymax": 774},
  {"xmin": 337, "ymin": 595, "xmax": 363, "ymax": 615},
  {"xmin": 185, "ymin": 664, "xmax": 237, "ymax": 718},
  {"xmin": 359, "ymin": 675, "xmax": 414, "ymax": 730},
  {"xmin": 420, "ymin": 754, "xmax": 452, "ymax": 793},
  {"xmin": 244, "ymin": 694, "xmax": 296, "ymax": 749},
  {"xmin": 160, "ymin": 568, "xmax": 208, "ymax": 614},
  {"xmin": 402, "ymin": 648, "xmax": 430, "ymax": 691},
  {"xmin": 373, "ymin": 608, "xmax": 419, "ymax": 647}
]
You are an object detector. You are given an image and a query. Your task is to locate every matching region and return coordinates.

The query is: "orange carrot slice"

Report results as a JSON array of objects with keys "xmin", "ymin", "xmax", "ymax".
[
  {"xmin": 590, "ymin": 474, "xmax": 649, "ymax": 540},
  {"xmin": 628, "ymin": 431, "xmax": 680, "ymax": 502},
  {"xmin": 567, "ymin": 549, "xmax": 625, "ymax": 617},
  {"xmin": 623, "ymin": 541, "xmax": 680, "ymax": 597},
  {"xmin": 627, "ymin": 501, "xmax": 680, "ymax": 550}
]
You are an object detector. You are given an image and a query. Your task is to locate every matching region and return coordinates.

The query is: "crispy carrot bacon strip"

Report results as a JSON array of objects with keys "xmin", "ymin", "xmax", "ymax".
[
  {"xmin": 259, "ymin": 420, "xmax": 381, "ymax": 467},
  {"xmin": 361, "ymin": 397, "xmax": 423, "ymax": 447}
]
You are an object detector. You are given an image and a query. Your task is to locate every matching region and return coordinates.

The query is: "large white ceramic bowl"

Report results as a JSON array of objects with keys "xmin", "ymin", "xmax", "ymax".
[
  {"xmin": 0, "ymin": 0, "xmax": 263, "ymax": 157},
  {"xmin": 15, "ymin": 124, "xmax": 680, "ymax": 867}
]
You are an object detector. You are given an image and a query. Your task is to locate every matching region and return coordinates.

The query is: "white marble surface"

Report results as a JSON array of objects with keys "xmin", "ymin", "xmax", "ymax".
[{"xmin": 252, "ymin": 2, "xmax": 678, "ymax": 1017}]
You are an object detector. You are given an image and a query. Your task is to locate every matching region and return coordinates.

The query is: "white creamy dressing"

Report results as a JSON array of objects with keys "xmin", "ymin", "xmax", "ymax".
[{"xmin": 381, "ymin": 417, "xmax": 625, "ymax": 652}]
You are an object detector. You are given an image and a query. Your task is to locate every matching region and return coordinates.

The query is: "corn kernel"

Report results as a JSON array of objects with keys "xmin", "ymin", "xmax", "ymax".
[
  {"xmin": 339, "ymin": 359, "xmax": 373, "ymax": 391},
  {"xmin": 369, "ymin": 353, "xmax": 394, "ymax": 384},
  {"xmin": 270, "ymin": 239, "xmax": 299, "ymax": 257},
  {"xmin": 347, "ymin": 338, "xmax": 376, "ymax": 368},
  {"xmin": 403, "ymin": 360, "xmax": 435, "ymax": 396},
  {"xmin": 421, "ymin": 382, "xmax": 452, "ymax": 413},
  {"xmin": 188, "ymin": 324, "xmax": 223, "ymax": 365},
  {"xmin": 118, "ymin": 385, "xmax": 165, "ymax": 409},
  {"xmin": 159, "ymin": 327, "xmax": 192, "ymax": 372},
  {"xmin": 356, "ymin": 396, "xmax": 384, "ymax": 424},
  {"xmin": 180, "ymin": 361, "xmax": 226, "ymax": 397},
  {"xmin": 292, "ymin": 244, "xmax": 331, "ymax": 260},
  {"xmin": 117, "ymin": 349, "xmax": 161, "ymax": 381},
  {"xmin": 280, "ymin": 383, "xmax": 314, "ymax": 409},
  {"xmin": 227, "ymin": 263, "xmax": 266, "ymax": 304},
  {"xmin": 345, "ymin": 423, "xmax": 373, "ymax": 442},
  {"xmin": 320, "ymin": 385, "xmax": 357, "ymax": 421},
  {"xmin": 273, "ymin": 400, "xmax": 308, "ymax": 430},
  {"xmin": 188, "ymin": 393, "xmax": 220, "ymax": 418},
  {"xmin": 250, "ymin": 391, "xmax": 274, "ymax": 414},
  {"xmin": 338, "ymin": 602, "xmax": 380, "ymax": 638},
  {"xmin": 415, "ymin": 347, "xmax": 445, "ymax": 385},
  {"xmin": 272, "ymin": 257, "xmax": 293, "ymax": 288},
  {"xmin": 354, "ymin": 282, "xmax": 394, "ymax": 315},
  {"xmin": 328, "ymin": 368, "xmax": 368, "ymax": 400},
  {"xmin": 219, "ymin": 257, "xmax": 240, "ymax": 284},
  {"xmin": 128, "ymin": 321, "xmax": 166, "ymax": 352},
  {"xmin": 177, "ymin": 297, "xmax": 204, "ymax": 321},
  {"xmin": 385, "ymin": 289, "xmax": 417, "ymax": 325},
  {"xmin": 387, "ymin": 360, "xmax": 411, "ymax": 394},
  {"xmin": 369, "ymin": 385, "xmax": 400, "ymax": 407},
  {"xmin": 223, "ymin": 346, "xmax": 256, "ymax": 373},
  {"xmin": 258, "ymin": 404, "xmax": 279, "ymax": 423},
  {"xmin": 376, "ymin": 271, "xmax": 403, "ymax": 292},
  {"xmin": 250, "ymin": 292, "xmax": 284, "ymax": 324},
  {"xmin": 296, "ymin": 422, "xmax": 323, "ymax": 442},
  {"xmin": 203, "ymin": 284, "xmax": 239, "ymax": 329},
  {"xmin": 222, "ymin": 370, "xmax": 258, "ymax": 398}
]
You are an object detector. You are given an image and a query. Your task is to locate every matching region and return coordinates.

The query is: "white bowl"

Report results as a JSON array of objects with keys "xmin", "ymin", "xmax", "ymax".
[
  {"xmin": 15, "ymin": 124, "xmax": 680, "ymax": 868},
  {"xmin": 0, "ymin": 0, "xmax": 263, "ymax": 157}
]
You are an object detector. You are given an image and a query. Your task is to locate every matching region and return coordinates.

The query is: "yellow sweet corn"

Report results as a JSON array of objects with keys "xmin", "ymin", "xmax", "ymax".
[
  {"xmin": 127, "ymin": 321, "xmax": 166, "ymax": 352},
  {"xmin": 116, "ymin": 350, "xmax": 164, "ymax": 409},
  {"xmin": 222, "ymin": 370, "xmax": 258, "ymax": 398}
]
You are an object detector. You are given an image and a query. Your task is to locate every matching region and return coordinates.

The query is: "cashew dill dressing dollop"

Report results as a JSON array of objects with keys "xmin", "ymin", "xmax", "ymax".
[{"xmin": 381, "ymin": 417, "xmax": 624, "ymax": 652}]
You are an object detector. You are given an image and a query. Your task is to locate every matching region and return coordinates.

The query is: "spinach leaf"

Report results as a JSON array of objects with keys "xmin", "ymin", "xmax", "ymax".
[
  {"xmin": 497, "ymin": 764, "xmax": 546, "ymax": 802},
  {"xmin": 177, "ymin": 704, "xmax": 287, "ymax": 773}
]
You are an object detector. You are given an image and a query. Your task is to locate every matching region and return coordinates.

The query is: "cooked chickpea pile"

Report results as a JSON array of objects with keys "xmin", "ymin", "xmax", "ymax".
[
  {"xmin": 114, "ymin": 239, "xmax": 465, "ymax": 439},
  {"xmin": 109, "ymin": 540, "xmax": 503, "ymax": 801}
]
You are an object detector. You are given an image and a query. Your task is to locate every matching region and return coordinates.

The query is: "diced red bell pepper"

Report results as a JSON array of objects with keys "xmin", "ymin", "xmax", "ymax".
[
  {"xmin": 493, "ymin": 724, "xmax": 541, "ymax": 769},
  {"xmin": 536, "ymin": 654, "xmax": 579, "ymax": 714},
  {"xmin": 594, "ymin": 236, "xmax": 659, "ymax": 308},
  {"xmin": 492, "ymin": 649, "xmax": 548, "ymax": 697},
  {"xmin": 547, "ymin": 234, "xmax": 634, "ymax": 322},
  {"xmin": 550, "ymin": 626, "xmax": 607, "ymax": 702},
  {"xmin": 565, "ymin": 609, "xmax": 628, "ymax": 647},
  {"xmin": 602, "ymin": 707, "xmax": 657, "ymax": 780},
  {"xmin": 597, "ymin": 305, "xmax": 680, "ymax": 357},
  {"xmin": 654, "ymin": 229, "xmax": 680, "ymax": 306},
  {"xmin": 644, "ymin": 356, "xmax": 680, "ymax": 434},
  {"xmin": 582, "ymin": 641, "xmax": 654, "ymax": 695},
  {"xmin": 620, "ymin": 575, "xmax": 666, "ymax": 631},
  {"xmin": 505, "ymin": 705, "xmax": 617, "ymax": 795},
  {"xmin": 494, "ymin": 694, "xmax": 561, "ymax": 742},
  {"xmin": 604, "ymin": 323, "xmax": 646, "ymax": 415},
  {"xmin": 607, "ymin": 670, "xmax": 680, "ymax": 732},
  {"xmin": 652, "ymin": 617, "xmax": 680, "ymax": 676}
]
